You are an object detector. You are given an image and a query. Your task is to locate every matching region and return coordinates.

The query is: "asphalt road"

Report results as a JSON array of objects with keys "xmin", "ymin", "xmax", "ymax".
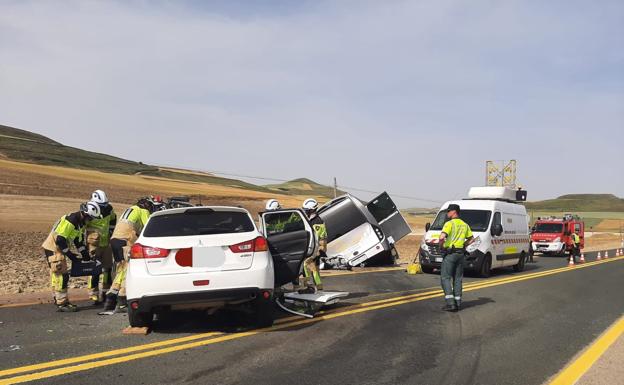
[{"xmin": 1, "ymin": 250, "xmax": 623, "ymax": 385}]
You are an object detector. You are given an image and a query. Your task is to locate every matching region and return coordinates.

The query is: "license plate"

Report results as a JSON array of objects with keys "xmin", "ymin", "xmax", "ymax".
[
  {"xmin": 435, "ymin": 257, "xmax": 443, "ymax": 262},
  {"xmin": 192, "ymin": 247, "xmax": 226, "ymax": 268}
]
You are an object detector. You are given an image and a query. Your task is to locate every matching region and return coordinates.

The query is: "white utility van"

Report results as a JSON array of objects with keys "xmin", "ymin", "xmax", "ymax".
[{"xmin": 419, "ymin": 187, "xmax": 530, "ymax": 277}]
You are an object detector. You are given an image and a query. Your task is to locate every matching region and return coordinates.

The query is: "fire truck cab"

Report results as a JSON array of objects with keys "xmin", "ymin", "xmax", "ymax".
[{"xmin": 530, "ymin": 214, "xmax": 584, "ymax": 256}]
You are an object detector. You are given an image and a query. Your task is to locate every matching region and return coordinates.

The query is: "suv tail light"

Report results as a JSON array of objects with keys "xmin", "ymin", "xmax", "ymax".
[
  {"xmin": 229, "ymin": 236, "xmax": 268, "ymax": 253},
  {"xmin": 130, "ymin": 243, "xmax": 170, "ymax": 259}
]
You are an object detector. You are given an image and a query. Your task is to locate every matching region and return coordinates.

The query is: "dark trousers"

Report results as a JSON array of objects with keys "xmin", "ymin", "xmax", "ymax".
[{"xmin": 441, "ymin": 252, "xmax": 464, "ymax": 306}]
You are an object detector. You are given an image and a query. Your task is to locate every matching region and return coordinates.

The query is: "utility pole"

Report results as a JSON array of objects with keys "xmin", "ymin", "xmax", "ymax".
[{"xmin": 333, "ymin": 177, "xmax": 337, "ymax": 198}]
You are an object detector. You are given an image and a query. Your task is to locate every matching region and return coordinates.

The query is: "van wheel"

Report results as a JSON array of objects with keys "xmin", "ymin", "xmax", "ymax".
[
  {"xmin": 128, "ymin": 307, "xmax": 153, "ymax": 328},
  {"xmin": 513, "ymin": 252, "xmax": 526, "ymax": 272},
  {"xmin": 479, "ymin": 255, "xmax": 492, "ymax": 278},
  {"xmin": 252, "ymin": 296, "xmax": 274, "ymax": 328}
]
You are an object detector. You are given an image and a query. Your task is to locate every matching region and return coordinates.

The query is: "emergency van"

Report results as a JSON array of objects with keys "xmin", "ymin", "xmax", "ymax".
[{"xmin": 419, "ymin": 187, "xmax": 531, "ymax": 277}]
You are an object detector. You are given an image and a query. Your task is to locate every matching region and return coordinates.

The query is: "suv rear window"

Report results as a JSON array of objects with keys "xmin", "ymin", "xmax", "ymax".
[{"xmin": 143, "ymin": 210, "xmax": 254, "ymax": 237}]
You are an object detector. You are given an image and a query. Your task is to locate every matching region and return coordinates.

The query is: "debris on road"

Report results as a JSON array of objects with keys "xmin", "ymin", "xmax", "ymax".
[{"xmin": 1, "ymin": 345, "xmax": 21, "ymax": 352}]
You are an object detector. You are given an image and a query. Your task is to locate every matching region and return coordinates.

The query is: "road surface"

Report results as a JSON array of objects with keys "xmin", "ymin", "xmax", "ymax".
[{"xmin": 0, "ymin": 251, "xmax": 622, "ymax": 385}]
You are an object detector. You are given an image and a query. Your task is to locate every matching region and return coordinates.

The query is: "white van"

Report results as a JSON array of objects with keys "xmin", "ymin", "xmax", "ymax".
[
  {"xmin": 317, "ymin": 192, "xmax": 412, "ymax": 268},
  {"xmin": 419, "ymin": 187, "xmax": 530, "ymax": 277}
]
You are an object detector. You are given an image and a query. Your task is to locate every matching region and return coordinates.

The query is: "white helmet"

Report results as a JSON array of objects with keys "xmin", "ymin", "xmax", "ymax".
[
  {"xmin": 302, "ymin": 198, "xmax": 319, "ymax": 211},
  {"xmin": 91, "ymin": 189, "xmax": 109, "ymax": 204},
  {"xmin": 265, "ymin": 199, "xmax": 281, "ymax": 211},
  {"xmin": 81, "ymin": 201, "xmax": 102, "ymax": 219}
]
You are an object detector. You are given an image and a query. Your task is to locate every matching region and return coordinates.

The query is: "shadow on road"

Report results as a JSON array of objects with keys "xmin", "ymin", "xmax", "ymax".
[{"xmin": 461, "ymin": 297, "xmax": 495, "ymax": 310}]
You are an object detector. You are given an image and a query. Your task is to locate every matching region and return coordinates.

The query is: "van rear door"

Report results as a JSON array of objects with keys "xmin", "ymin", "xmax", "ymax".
[
  {"xmin": 260, "ymin": 209, "xmax": 315, "ymax": 287},
  {"xmin": 366, "ymin": 192, "xmax": 412, "ymax": 243}
]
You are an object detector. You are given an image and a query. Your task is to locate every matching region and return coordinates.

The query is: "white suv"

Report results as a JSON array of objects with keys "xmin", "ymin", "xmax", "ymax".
[{"xmin": 126, "ymin": 206, "xmax": 275, "ymax": 328}]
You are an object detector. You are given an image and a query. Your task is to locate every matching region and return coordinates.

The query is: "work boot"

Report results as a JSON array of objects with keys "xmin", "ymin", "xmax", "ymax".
[
  {"xmin": 103, "ymin": 293, "xmax": 117, "ymax": 311},
  {"xmin": 316, "ymin": 284, "xmax": 324, "ymax": 292},
  {"xmin": 298, "ymin": 286, "xmax": 317, "ymax": 295},
  {"xmin": 455, "ymin": 300, "xmax": 461, "ymax": 311},
  {"xmin": 116, "ymin": 296, "xmax": 128, "ymax": 313},
  {"xmin": 57, "ymin": 303, "xmax": 78, "ymax": 312},
  {"xmin": 441, "ymin": 304, "xmax": 458, "ymax": 312},
  {"xmin": 90, "ymin": 294, "xmax": 102, "ymax": 305}
]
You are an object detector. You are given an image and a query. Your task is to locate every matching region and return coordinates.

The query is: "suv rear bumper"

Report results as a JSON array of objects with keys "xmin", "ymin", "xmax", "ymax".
[
  {"xmin": 419, "ymin": 247, "xmax": 485, "ymax": 271},
  {"xmin": 130, "ymin": 287, "xmax": 271, "ymax": 313}
]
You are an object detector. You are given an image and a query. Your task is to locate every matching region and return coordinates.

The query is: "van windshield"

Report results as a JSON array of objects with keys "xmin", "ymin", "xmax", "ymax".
[
  {"xmin": 430, "ymin": 209, "xmax": 492, "ymax": 233},
  {"xmin": 533, "ymin": 223, "xmax": 563, "ymax": 234}
]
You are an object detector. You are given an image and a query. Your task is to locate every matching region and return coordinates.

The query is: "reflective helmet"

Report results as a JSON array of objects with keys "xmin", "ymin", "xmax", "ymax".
[
  {"xmin": 91, "ymin": 189, "xmax": 109, "ymax": 204},
  {"xmin": 265, "ymin": 199, "xmax": 281, "ymax": 211},
  {"xmin": 80, "ymin": 201, "xmax": 102, "ymax": 219},
  {"xmin": 302, "ymin": 198, "xmax": 319, "ymax": 211}
]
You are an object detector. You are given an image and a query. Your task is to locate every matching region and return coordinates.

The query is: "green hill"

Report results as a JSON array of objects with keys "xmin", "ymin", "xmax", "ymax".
[
  {"xmin": 0, "ymin": 124, "xmax": 271, "ymax": 192},
  {"xmin": 265, "ymin": 178, "xmax": 343, "ymax": 199},
  {"xmin": 525, "ymin": 194, "xmax": 624, "ymax": 212}
]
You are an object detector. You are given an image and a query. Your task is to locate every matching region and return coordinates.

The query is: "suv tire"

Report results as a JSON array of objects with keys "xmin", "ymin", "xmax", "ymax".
[
  {"xmin": 128, "ymin": 306, "xmax": 153, "ymax": 328},
  {"xmin": 252, "ymin": 295, "xmax": 274, "ymax": 328}
]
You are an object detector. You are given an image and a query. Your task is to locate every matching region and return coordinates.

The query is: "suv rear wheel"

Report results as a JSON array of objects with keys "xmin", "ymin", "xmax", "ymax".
[
  {"xmin": 128, "ymin": 306, "xmax": 153, "ymax": 328},
  {"xmin": 252, "ymin": 295, "xmax": 274, "ymax": 328}
]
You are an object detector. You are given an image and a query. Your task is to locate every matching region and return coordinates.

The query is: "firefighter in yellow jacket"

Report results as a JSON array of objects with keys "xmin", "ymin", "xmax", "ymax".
[
  {"xmin": 300, "ymin": 198, "xmax": 327, "ymax": 293},
  {"xmin": 41, "ymin": 202, "xmax": 102, "ymax": 312},
  {"xmin": 85, "ymin": 190, "xmax": 117, "ymax": 304},
  {"xmin": 102, "ymin": 197, "xmax": 154, "ymax": 313}
]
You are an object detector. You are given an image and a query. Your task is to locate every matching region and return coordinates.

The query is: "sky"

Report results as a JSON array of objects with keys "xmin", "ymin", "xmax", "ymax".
[{"xmin": 0, "ymin": 0, "xmax": 622, "ymax": 207}]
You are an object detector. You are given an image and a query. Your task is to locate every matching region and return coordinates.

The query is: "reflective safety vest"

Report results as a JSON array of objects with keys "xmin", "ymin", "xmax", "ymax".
[
  {"xmin": 86, "ymin": 204, "xmax": 117, "ymax": 247},
  {"xmin": 111, "ymin": 205, "xmax": 150, "ymax": 240},
  {"xmin": 572, "ymin": 233, "xmax": 580, "ymax": 246},
  {"xmin": 441, "ymin": 218, "xmax": 473, "ymax": 249},
  {"xmin": 42, "ymin": 213, "xmax": 84, "ymax": 253}
]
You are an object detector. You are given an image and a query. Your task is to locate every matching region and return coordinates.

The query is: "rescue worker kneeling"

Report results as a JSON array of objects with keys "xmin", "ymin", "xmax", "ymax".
[
  {"xmin": 85, "ymin": 190, "xmax": 116, "ymax": 304},
  {"xmin": 299, "ymin": 198, "xmax": 327, "ymax": 293},
  {"xmin": 41, "ymin": 202, "xmax": 102, "ymax": 312},
  {"xmin": 103, "ymin": 197, "xmax": 154, "ymax": 313}
]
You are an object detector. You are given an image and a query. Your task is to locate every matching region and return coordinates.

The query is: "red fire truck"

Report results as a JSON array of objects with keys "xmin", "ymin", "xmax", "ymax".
[{"xmin": 530, "ymin": 214, "xmax": 584, "ymax": 256}]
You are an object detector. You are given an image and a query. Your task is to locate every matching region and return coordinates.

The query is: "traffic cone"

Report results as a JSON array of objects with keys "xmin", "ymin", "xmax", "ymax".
[
  {"xmin": 596, "ymin": 252, "xmax": 602, "ymax": 260},
  {"xmin": 605, "ymin": 250, "xmax": 609, "ymax": 259},
  {"xmin": 580, "ymin": 254, "xmax": 585, "ymax": 263},
  {"xmin": 568, "ymin": 257, "xmax": 575, "ymax": 266}
]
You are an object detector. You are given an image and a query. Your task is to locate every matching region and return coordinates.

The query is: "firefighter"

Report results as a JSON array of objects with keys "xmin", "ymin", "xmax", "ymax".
[
  {"xmin": 299, "ymin": 198, "xmax": 327, "ymax": 293},
  {"xmin": 571, "ymin": 230, "xmax": 581, "ymax": 264},
  {"xmin": 41, "ymin": 202, "xmax": 101, "ymax": 312},
  {"xmin": 85, "ymin": 190, "xmax": 117, "ymax": 304},
  {"xmin": 438, "ymin": 204, "xmax": 474, "ymax": 312},
  {"xmin": 102, "ymin": 197, "xmax": 154, "ymax": 313}
]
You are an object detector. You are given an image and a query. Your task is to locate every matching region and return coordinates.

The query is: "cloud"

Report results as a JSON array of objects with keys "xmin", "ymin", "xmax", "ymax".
[{"xmin": 0, "ymin": 0, "xmax": 622, "ymax": 205}]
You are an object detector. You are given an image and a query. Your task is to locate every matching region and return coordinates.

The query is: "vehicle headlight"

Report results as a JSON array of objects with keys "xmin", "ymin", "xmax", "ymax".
[
  {"xmin": 553, "ymin": 237, "xmax": 561, "ymax": 243},
  {"xmin": 466, "ymin": 236, "xmax": 481, "ymax": 253}
]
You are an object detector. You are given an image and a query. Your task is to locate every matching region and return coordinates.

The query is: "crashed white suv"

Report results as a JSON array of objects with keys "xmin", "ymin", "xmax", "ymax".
[{"xmin": 126, "ymin": 206, "xmax": 275, "ymax": 328}]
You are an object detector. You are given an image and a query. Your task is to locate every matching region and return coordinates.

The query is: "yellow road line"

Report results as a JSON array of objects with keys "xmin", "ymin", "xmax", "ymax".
[
  {"xmin": 548, "ymin": 315, "xmax": 624, "ymax": 385},
  {"xmin": 0, "ymin": 256, "xmax": 622, "ymax": 385}
]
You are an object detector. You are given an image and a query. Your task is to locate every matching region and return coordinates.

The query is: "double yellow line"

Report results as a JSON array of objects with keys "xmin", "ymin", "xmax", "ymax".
[{"xmin": 0, "ymin": 256, "xmax": 622, "ymax": 385}]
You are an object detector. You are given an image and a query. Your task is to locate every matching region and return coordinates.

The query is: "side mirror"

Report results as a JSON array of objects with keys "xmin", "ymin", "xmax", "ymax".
[
  {"xmin": 491, "ymin": 224, "xmax": 503, "ymax": 237},
  {"xmin": 425, "ymin": 222, "xmax": 431, "ymax": 232}
]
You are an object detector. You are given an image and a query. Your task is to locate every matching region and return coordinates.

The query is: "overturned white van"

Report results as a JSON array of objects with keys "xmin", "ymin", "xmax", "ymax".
[
  {"xmin": 317, "ymin": 192, "xmax": 412, "ymax": 268},
  {"xmin": 419, "ymin": 187, "xmax": 530, "ymax": 277}
]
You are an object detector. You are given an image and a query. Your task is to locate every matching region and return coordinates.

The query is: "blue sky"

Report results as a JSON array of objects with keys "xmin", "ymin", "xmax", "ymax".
[{"xmin": 0, "ymin": 0, "xmax": 622, "ymax": 207}]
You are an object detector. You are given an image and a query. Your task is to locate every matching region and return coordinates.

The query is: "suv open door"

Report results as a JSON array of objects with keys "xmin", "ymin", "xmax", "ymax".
[
  {"xmin": 260, "ymin": 209, "xmax": 315, "ymax": 287},
  {"xmin": 366, "ymin": 192, "xmax": 412, "ymax": 244}
]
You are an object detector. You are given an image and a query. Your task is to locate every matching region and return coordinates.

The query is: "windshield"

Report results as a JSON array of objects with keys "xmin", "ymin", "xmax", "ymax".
[
  {"xmin": 430, "ymin": 209, "xmax": 492, "ymax": 233},
  {"xmin": 143, "ymin": 210, "xmax": 255, "ymax": 237},
  {"xmin": 533, "ymin": 223, "xmax": 563, "ymax": 234}
]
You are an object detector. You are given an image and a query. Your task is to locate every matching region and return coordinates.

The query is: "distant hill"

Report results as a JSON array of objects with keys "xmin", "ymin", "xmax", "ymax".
[
  {"xmin": 265, "ymin": 178, "xmax": 344, "ymax": 199},
  {"xmin": 0, "ymin": 124, "xmax": 271, "ymax": 193},
  {"xmin": 525, "ymin": 194, "xmax": 624, "ymax": 212}
]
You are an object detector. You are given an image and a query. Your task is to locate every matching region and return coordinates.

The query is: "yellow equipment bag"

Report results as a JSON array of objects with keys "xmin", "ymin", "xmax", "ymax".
[{"xmin": 407, "ymin": 252, "xmax": 422, "ymax": 275}]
